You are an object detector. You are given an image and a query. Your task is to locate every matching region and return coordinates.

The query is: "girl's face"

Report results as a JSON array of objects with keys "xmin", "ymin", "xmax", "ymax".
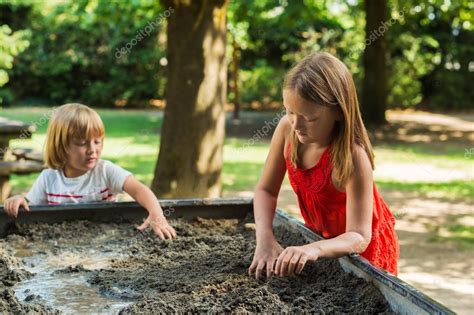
[
  {"xmin": 283, "ymin": 89, "xmax": 341, "ymax": 145},
  {"xmin": 64, "ymin": 136, "xmax": 103, "ymax": 178}
]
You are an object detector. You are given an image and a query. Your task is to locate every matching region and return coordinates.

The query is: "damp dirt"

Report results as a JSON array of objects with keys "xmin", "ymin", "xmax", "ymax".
[{"xmin": 0, "ymin": 217, "xmax": 393, "ymax": 313}]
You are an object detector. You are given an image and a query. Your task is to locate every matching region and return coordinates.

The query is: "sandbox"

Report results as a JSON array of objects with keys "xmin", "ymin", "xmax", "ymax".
[{"xmin": 0, "ymin": 198, "xmax": 454, "ymax": 314}]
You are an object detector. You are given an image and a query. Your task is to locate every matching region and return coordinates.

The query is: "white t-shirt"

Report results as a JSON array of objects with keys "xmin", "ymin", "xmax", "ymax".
[{"xmin": 27, "ymin": 160, "xmax": 132, "ymax": 205}]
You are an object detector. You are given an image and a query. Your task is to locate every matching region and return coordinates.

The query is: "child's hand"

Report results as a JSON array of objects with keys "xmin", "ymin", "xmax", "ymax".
[
  {"xmin": 3, "ymin": 195, "xmax": 30, "ymax": 218},
  {"xmin": 248, "ymin": 236, "xmax": 283, "ymax": 279},
  {"xmin": 137, "ymin": 214, "xmax": 176, "ymax": 240},
  {"xmin": 274, "ymin": 244, "xmax": 320, "ymax": 277}
]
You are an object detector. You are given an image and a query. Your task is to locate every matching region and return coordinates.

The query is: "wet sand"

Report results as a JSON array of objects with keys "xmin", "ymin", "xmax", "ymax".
[{"xmin": 0, "ymin": 217, "xmax": 392, "ymax": 313}]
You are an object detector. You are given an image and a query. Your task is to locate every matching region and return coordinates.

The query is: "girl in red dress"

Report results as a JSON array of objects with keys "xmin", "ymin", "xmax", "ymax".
[{"xmin": 248, "ymin": 52, "xmax": 399, "ymax": 279}]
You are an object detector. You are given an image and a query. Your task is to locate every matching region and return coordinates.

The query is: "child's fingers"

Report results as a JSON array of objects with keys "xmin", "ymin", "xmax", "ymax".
[
  {"xmin": 281, "ymin": 251, "xmax": 294, "ymax": 276},
  {"xmin": 248, "ymin": 259, "xmax": 257, "ymax": 276},
  {"xmin": 255, "ymin": 260, "xmax": 265, "ymax": 279},
  {"xmin": 287, "ymin": 254, "xmax": 301, "ymax": 276},
  {"xmin": 153, "ymin": 227, "xmax": 165, "ymax": 240},
  {"xmin": 161, "ymin": 228, "xmax": 172, "ymax": 240},
  {"xmin": 23, "ymin": 199, "xmax": 30, "ymax": 212},
  {"xmin": 266, "ymin": 259, "xmax": 275, "ymax": 279},
  {"xmin": 167, "ymin": 229, "xmax": 175, "ymax": 239},
  {"xmin": 274, "ymin": 250, "xmax": 285, "ymax": 276},
  {"xmin": 295, "ymin": 256, "xmax": 308, "ymax": 274},
  {"xmin": 3, "ymin": 201, "xmax": 11, "ymax": 216},
  {"xmin": 137, "ymin": 221, "xmax": 149, "ymax": 232},
  {"xmin": 166, "ymin": 225, "xmax": 177, "ymax": 238},
  {"xmin": 168, "ymin": 226, "xmax": 177, "ymax": 239},
  {"xmin": 276, "ymin": 250, "xmax": 293, "ymax": 277},
  {"xmin": 11, "ymin": 200, "xmax": 21, "ymax": 218}
]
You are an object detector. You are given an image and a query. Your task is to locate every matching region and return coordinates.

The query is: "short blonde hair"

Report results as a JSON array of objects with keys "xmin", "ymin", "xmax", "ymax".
[{"xmin": 44, "ymin": 103, "xmax": 104, "ymax": 169}]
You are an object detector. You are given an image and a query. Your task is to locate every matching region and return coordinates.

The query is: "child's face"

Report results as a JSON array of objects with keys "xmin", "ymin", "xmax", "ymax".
[
  {"xmin": 64, "ymin": 136, "xmax": 103, "ymax": 177},
  {"xmin": 283, "ymin": 89, "xmax": 341, "ymax": 145}
]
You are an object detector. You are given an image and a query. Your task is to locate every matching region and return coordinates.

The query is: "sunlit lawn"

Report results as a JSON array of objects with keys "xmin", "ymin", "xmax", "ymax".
[
  {"xmin": 2, "ymin": 107, "xmax": 472, "ymax": 201},
  {"xmin": 429, "ymin": 224, "xmax": 474, "ymax": 250},
  {"xmin": 1, "ymin": 107, "xmax": 267, "ymax": 194}
]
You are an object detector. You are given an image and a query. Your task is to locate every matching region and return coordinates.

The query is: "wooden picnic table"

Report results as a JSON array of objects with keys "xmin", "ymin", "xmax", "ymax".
[
  {"xmin": 0, "ymin": 117, "xmax": 43, "ymax": 202},
  {"xmin": 0, "ymin": 116, "xmax": 36, "ymax": 160}
]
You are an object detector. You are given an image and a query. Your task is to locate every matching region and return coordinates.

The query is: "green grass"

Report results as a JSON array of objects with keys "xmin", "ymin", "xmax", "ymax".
[
  {"xmin": 3, "ymin": 107, "xmax": 270, "ymax": 195},
  {"xmin": 375, "ymin": 143, "xmax": 469, "ymax": 160},
  {"xmin": 3, "ymin": 107, "xmax": 473, "ymax": 203},
  {"xmin": 374, "ymin": 144, "xmax": 472, "ymax": 171},
  {"xmin": 376, "ymin": 180, "xmax": 474, "ymax": 200},
  {"xmin": 429, "ymin": 224, "xmax": 474, "ymax": 250}
]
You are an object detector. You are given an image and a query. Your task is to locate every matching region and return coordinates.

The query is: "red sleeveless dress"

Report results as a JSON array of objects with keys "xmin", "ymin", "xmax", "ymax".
[{"xmin": 285, "ymin": 143, "xmax": 399, "ymax": 275}]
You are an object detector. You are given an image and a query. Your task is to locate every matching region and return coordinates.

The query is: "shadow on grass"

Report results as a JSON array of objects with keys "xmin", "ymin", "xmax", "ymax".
[
  {"xmin": 428, "ymin": 224, "xmax": 474, "ymax": 250},
  {"xmin": 372, "ymin": 116, "xmax": 473, "ymax": 148},
  {"xmin": 376, "ymin": 180, "xmax": 474, "ymax": 200}
]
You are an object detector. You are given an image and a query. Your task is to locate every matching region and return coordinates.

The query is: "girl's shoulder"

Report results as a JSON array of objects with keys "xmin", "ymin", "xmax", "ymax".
[
  {"xmin": 351, "ymin": 144, "xmax": 373, "ymax": 169},
  {"xmin": 279, "ymin": 115, "xmax": 292, "ymax": 142},
  {"xmin": 345, "ymin": 144, "xmax": 374, "ymax": 188},
  {"xmin": 273, "ymin": 115, "xmax": 292, "ymax": 152}
]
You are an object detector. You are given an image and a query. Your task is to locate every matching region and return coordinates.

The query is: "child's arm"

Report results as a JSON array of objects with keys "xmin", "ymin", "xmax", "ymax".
[
  {"xmin": 3, "ymin": 195, "xmax": 30, "ymax": 218},
  {"xmin": 123, "ymin": 175, "xmax": 176, "ymax": 240},
  {"xmin": 248, "ymin": 117, "xmax": 290, "ymax": 279},
  {"xmin": 275, "ymin": 145, "xmax": 373, "ymax": 276},
  {"xmin": 3, "ymin": 170, "xmax": 47, "ymax": 217}
]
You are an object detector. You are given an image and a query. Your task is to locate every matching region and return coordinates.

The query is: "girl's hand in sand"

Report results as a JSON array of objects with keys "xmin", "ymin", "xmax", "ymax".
[
  {"xmin": 137, "ymin": 214, "xmax": 177, "ymax": 240},
  {"xmin": 249, "ymin": 236, "xmax": 283, "ymax": 279},
  {"xmin": 3, "ymin": 195, "xmax": 30, "ymax": 218},
  {"xmin": 275, "ymin": 244, "xmax": 320, "ymax": 277}
]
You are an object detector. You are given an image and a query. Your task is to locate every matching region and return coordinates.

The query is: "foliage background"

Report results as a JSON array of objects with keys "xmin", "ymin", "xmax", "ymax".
[{"xmin": 0, "ymin": 0, "xmax": 472, "ymax": 110}]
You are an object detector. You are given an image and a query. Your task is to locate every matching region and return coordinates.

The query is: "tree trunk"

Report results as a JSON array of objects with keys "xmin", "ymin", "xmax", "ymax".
[
  {"xmin": 362, "ymin": 0, "xmax": 388, "ymax": 126},
  {"xmin": 231, "ymin": 32, "xmax": 240, "ymax": 120},
  {"xmin": 152, "ymin": 0, "xmax": 228, "ymax": 198}
]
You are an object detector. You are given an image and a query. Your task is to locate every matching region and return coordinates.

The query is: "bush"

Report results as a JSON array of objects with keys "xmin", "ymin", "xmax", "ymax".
[
  {"xmin": 0, "ymin": 24, "xmax": 30, "ymax": 104},
  {"xmin": 5, "ymin": 0, "xmax": 168, "ymax": 107},
  {"xmin": 238, "ymin": 60, "xmax": 285, "ymax": 105}
]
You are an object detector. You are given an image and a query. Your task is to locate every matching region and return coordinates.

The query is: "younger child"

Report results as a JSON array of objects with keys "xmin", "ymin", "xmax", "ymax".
[
  {"xmin": 248, "ymin": 52, "xmax": 399, "ymax": 278},
  {"xmin": 3, "ymin": 103, "xmax": 176, "ymax": 240}
]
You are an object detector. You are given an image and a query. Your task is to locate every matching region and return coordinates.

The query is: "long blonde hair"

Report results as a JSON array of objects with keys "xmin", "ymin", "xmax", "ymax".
[
  {"xmin": 284, "ymin": 52, "xmax": 374, "ymax": 185},
  {"xmin": 44, "ymin": 103, "xmax": 104, "ymax": 169}
]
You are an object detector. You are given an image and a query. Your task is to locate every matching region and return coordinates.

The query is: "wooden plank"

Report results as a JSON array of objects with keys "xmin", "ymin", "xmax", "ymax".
[
  {"xmin": 0, "ymin": 198, "xmax": 254, "ymax": 228},
  {"xmin": 11, "ymin": 148, "xmax": 44, "ymax": 163},
  {"xmin": 0, "ymin": 161, "xmax": 44, "ymax": 176},
  {"xmin": 0, "ymin": 140, "xmax": 8, "ymax": 160},
  {"xmin": 0, "ymin": 117, "xmax": 35, "ymax": 161},
  {"xmin": 0, "ymin": 199, "xmax": 455, "ymax": 314},
  {"xmin": 0, "ymin": 117, "xmax": 36, "ymax": 135}
]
